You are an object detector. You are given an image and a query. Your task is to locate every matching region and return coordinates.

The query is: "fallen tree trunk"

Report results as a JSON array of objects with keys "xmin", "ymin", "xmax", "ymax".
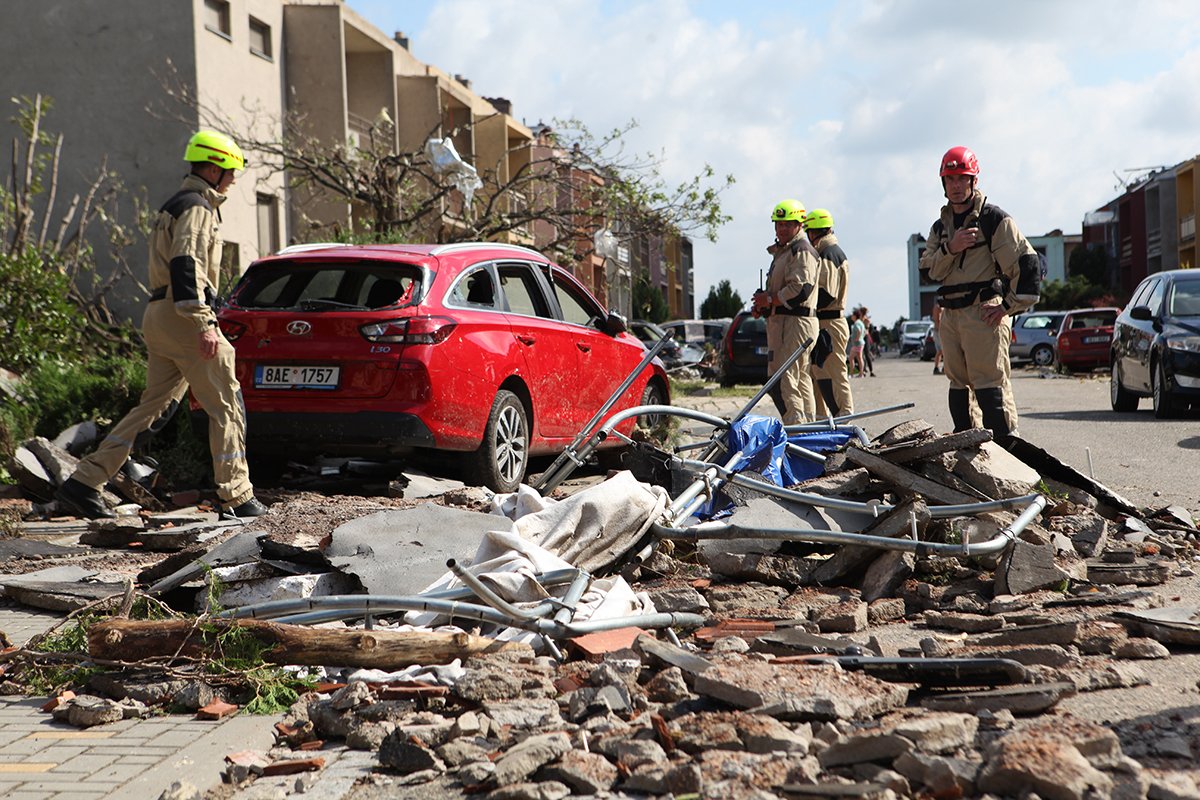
[{"xmin": 88, "ymin": 618, "xmax": 531, "ymax": 669}]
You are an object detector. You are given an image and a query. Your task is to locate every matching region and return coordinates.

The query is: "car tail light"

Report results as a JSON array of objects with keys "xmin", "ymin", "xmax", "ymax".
[
  {"xmin": 219, "ymin": 319, "xmax": 247, "ymax": 342},
  {"xmin": 360, "ymin": 316, "xmax": 457, "ymax": 344}
]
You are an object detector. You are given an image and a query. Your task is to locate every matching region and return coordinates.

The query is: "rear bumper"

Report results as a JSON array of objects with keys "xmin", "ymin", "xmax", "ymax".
[{"xmin": 245, "ymin": 411, "xmax": 438, "ymax": 454}]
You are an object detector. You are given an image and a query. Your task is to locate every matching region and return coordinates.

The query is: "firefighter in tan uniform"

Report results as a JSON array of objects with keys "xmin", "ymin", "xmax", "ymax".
[
  {"xmin": 919, "ymin": 146, "xmax": 1041, "ymax": 442},
  {"xmin": 803, "ymin": 208, "xmax": 854, "ymax": 417},
  {"xmin": 57, "ymin": 131, "xmax": 267, "ymax": 519},
  {"xmin": 752, "ymin": 199, "xmax": 820, "ymax": 424}
]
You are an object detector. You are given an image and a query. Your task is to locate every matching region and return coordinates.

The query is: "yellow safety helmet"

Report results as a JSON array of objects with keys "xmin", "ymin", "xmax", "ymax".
[
  {"xmin": 803, "ymin": 208, "xmax": 834, "ymax": 230},
  {"xmin": 184, "ymin": 130, "xmax": 246, "ymax": 170},
  {"xmin": 770, "ymin": 198, "xmax": 806, "ymax": 223}
]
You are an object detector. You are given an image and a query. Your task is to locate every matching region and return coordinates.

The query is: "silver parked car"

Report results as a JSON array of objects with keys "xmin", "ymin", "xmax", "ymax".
[{"xmin": 1010, "ymin": 310, "xmax": 1066, "ymax": 366}]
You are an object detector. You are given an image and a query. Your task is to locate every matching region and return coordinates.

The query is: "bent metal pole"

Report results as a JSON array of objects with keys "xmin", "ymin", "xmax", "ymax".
[
  {"xmin": 651, "ymin": 494, "xmax": 1047, "ymax": 558},
  {"xmin": 533, "ymin": 333, "xmax": 674, "ymax": 493}
]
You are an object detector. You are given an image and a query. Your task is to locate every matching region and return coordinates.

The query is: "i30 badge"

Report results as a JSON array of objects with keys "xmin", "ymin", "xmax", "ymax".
[{"xmin": 286, "ymin": 320, "xmax": 312, "ymax": 336}]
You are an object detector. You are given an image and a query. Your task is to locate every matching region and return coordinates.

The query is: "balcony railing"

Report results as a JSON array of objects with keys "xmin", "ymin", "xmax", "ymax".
[{"xmin": 1183, "ymin": 213, "xmax": 1196, "ymax": 242}]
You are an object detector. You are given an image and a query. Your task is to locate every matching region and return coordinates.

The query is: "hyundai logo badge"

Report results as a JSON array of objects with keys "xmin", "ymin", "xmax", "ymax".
[{"xmin": 286, "ymin": 320, "xmax": 312, "ymax": 336}]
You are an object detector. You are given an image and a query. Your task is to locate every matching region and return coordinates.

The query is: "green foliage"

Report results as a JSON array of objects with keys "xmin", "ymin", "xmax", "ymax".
[
  {"xmin": 1037, "ymin": 275, "xmax": 1116, "ymax": 311},
  {"xmin": 200, "ymin": 572, "xmax": 315, "ymax": 715},
  {"xmin": 699, "ymin": 279, "xmax": 744, "ymax": 319},
  {"xmin": 632, "ymin": 275, "xmax": 670, "ymax": 323},
  {"xmin": 0, "ymin": 248, "xmax": 90, "ymax": 373}
]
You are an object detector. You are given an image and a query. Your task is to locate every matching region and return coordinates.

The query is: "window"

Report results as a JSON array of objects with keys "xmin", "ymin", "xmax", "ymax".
[
  {"xmin": 1146, "ymin": 279, "xmax": 1167, "ymax": 315},
  {"xmin": 449, "ymin": 267, "xmax": 498, "ymax": 309},
  {"xmin": 249, "ymin": 17, "xmax": 272, "ymax": 60},
  {"xmin": 256, "ymin": 194, "xmax": 279, "ymax": 256},
  {"xmin": 204, "ymin": 0, "xmax": 231, "ymax": 38},
  {"xmin": 497, "ymin": 263, "xmax": 550, "ymax": 318},
  {"xmin": 550, "ymin": 274, "xmax": 600, "ymax": 326}
]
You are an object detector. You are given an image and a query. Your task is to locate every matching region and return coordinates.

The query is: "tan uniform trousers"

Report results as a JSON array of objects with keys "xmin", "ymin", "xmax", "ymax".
[
  {"xmin": 811, "ymin": 317, "xmax": 854, "ymax": 417},
  {"xmin": 767, "ymin": 314, "xmax": 818, "ymax": 424},
  {"xmin": 940, "ymin": 302, "xmax": 1018, "ymax": 433},
  {"xmin": 72, "ymin": 301, "xmax": 254, "ymax": 508}
]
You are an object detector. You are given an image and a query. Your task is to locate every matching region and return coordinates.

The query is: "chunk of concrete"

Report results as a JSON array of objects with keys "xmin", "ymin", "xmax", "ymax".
[
  {"xmin": 995, "ymin": 539, "xmax": 1072, "ymax": 595},
  {"xmin": 694, "ymin": 659, "xmax": 909, "ymax": 721},
  {"xmin": 491, "ymin": 732, "xmax": 572, "ymax": 786},
  {"xmin": 860, "ymin": 550, "xmax": 915, "ymax": 603},
  {"xmin": 920, "ymin": 682, "xmax": 1075, "ymax": 716},
  {"xmin": 949, "ymin": 441, "xmax": 1040, "ymax": 499},
  {"xmin": 977, "ymin": 724, "xmax": 1114, "ymax": 800}
]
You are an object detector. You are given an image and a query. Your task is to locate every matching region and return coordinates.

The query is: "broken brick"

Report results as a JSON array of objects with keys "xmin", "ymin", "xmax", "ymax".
[
  {"xmin": 197, "ymin": 700, "xmax": 239, "ymax": 720},
  {"xmin": 568, "ymin": 627, "xmax": 649, "ymax": 661}
]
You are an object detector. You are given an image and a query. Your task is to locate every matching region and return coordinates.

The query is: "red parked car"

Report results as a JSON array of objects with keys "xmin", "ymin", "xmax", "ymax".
[
  {"xmin": 215, "ymin": 242, "xmax": 669, "ymax": 492},
  {"xmin": 1054, "ymin": 307, "xmax": 1119, "ymax": 372}
]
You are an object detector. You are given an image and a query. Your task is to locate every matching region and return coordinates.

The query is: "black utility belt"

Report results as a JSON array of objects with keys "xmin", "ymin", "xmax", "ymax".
[
  {"xmin": 816, "ymin": 309, "xmax": 843, "ymax": 320},
  {"xmin": 936, "ymin": 280, "xmax": 1003, "ymax": 310},
  {"xmin": 768, "ymin": 306, "xmax": 815, "ymax": 318},
  {"xmin": 149, "ymin": 286, "xmax": 168, "ymax": 301}
]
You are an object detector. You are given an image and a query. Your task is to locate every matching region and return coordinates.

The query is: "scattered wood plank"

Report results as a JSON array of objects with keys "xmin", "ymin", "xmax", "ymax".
[
  {"xmin": 88, "ymin": 618, "xmax": 532, "ymax": 669},
  {"xmin": 875, "ymin": 429, "xmax": 993, "ymax": 465},
  {"xmin": 843, "ymin": 445, "xmax": 979, "ymax": 506}
]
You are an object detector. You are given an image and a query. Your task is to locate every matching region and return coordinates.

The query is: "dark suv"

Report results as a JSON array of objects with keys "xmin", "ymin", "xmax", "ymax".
[
  {"xmin": 1110, "ymin": 269, "xmax": 1200, "ymax": 418},
  {"xmin": 718, "ymin": 310, "xmax": 768, "ymax": 387}
]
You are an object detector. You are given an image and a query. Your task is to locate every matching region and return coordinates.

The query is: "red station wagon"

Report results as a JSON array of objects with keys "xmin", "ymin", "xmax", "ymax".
[
  {"xmin": 1054, "ymin": 307, "xmax": 1119, "ymax": 372},
  {"xmin": 216, "ymin": 242, "xmax": 669, "ymax": 492}
]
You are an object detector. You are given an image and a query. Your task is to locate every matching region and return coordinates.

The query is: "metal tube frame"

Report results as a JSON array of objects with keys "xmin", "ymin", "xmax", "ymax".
[
  {"xmin": 533, "ymin": 334, "xmax": 674, "ymax": 492},
  {"xmin": 652, "ymin": 495, "xmax": 1046, "ymax": 558}
]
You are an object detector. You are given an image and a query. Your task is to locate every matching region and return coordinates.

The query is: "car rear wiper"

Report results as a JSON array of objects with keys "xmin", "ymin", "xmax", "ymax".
[{"xmin": 296, "ymin": 299, "xmax": 367, "ymax": 311}]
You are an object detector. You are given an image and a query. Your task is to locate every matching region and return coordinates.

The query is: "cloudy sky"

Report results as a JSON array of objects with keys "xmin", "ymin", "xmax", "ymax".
[{"xmin": 352, "ymin": 0, "xmax": 1200, "ymax": 327}]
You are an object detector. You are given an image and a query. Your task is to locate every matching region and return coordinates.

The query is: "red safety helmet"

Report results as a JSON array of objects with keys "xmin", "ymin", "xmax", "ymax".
[{"xmin": 940, "ymin": 146, "xmax": 979, "ymax": 177}]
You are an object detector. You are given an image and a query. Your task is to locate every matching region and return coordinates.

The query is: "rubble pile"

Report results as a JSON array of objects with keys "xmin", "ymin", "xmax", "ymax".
[{"xmin": 3, "ymin": 412, "xmax": 1200, "ymax": 798}]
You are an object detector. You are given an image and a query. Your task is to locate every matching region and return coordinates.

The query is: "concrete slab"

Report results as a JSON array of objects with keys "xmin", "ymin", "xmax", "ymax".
[{"xmin": 327, "ymin": 504, "xmax": 504, "ymax": 595}]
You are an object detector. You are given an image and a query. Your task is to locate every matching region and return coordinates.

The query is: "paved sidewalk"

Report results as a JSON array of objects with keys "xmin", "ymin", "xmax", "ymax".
[{"xmin": 0, "ymin": 606, "xmax": 278, "ymax": 800}]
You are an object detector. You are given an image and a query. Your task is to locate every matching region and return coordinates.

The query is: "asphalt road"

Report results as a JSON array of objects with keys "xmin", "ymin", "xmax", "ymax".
[{"xmin": 677, "ymin": 351, "xmax": 1200, "ymax": 517}]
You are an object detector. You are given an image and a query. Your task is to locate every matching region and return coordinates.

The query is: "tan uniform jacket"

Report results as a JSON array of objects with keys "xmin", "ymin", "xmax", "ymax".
[
  {"xmin": 813, "ymin": 233, "xmax": 849, "ymax": 315},
  {"xmin": 148, "ymin": 174, "xmax": 226, "ymax": 332},
  {"xmin": 765, "ymin": 233, "xmax": 820, "ymax": 313},
  {"xmin": 919, "ymin": 189, "xmax": 1039, "ymax": 315}
]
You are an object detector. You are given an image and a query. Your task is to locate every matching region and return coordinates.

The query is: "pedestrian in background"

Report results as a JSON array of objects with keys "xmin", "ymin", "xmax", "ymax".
[
  {"xmin": 848, "ymin": 308, "xmax": 867, "ymax": 378},
  {"xmin": 753, "ymin": 199, "xmax": 820, "ymax": 423},
  {"xmin": 919, "ymin": 146, "xmax": 1041, "ymax": 441},
  {"xmin": 57, "ymin": 131, "xmax": 268, "ymax": 520},
  {"xmin": 803, "ymin": 208, "xmax": 854, "ymax": 416}
]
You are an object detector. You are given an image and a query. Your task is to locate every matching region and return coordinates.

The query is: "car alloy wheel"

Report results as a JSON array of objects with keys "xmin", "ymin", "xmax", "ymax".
[
  {"xmin": 1109, "ymin": 358, "xmax": 1138, "ymax": 412},
  {"xmin": 1152, "ymin": 359, "xmax": 1178, "ymax": 419},
  {"xmin": 1031, "ymin": 344, "xmax": 1054, "ymax": 367},
  {"xmin": 467, "ymin": 389, "xmax": 529, "ymax": 493},
  {"xmin": 637, "ymin": 380, "xmax": 666, "ymax": 429}
]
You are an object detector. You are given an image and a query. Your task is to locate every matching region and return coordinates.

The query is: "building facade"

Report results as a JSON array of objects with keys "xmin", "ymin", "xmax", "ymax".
[{"xmin": 1, "ymin": 0, "xmax": 689, "ymax": 322}]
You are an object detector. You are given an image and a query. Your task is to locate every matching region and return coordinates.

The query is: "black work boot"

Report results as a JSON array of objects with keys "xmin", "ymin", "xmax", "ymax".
[
  {"xmin": 56, "ymin": 478, "xmax": 116, "ymax": 519},
  {"xmin": 948, "ymin": 388, "xmax": 972, "ymax": 433},
  {"xmin": 817, "ymin": 379, "xmax": 839, "ymax": 417},
  {"xmin": 226, "ymin": 497, "xmax": 269, "ymax": 518},
  {"xmin": 976, "ymin": 387, "xmax": 1012, "ymax": 443}
]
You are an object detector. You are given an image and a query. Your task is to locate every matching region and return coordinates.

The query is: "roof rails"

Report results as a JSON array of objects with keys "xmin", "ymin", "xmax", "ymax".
[
  {"xmin": 274, "ymin": 242, "xmax": 353, "ymax": 256},
  {"xmin": 429, "ymin": 241, "xmax": 547, "ymax": 260}
]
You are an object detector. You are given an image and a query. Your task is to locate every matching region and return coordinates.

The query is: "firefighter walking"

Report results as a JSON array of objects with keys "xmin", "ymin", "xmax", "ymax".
[
  {"xmin": 804, "ymin": 208, "xmax": 854, "ymax": 417},
  {"xmin": 57, "ymin": 130, "xmax": 267, "ymax": 520},
  {"xmin": 753, "ymin": 199, "xmax": 820, "ymax": 424},
  {"xmin": 919, "ymin": 146, "xmax": 1041, "ymax": 441}
]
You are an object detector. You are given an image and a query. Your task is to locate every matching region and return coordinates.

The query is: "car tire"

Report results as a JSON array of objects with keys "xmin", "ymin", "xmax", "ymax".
[
  {"xmin": 1109, "ymin": 358, "xmax": 1138, "ymax": 412},
  {"xmin": 637, "ymin": 380, "xmax": 666, "ymax": 429},
  {"xmin": 466, "ymin": 390, "xmax": 528, "ymax": 493},
  {"xmin": 1152, "ymin": 359, "xmax": 1178, "ymax": 419},
  {"xmin": 1031, "ymin": 344, "xmax": 1055, "ymax": 368}
]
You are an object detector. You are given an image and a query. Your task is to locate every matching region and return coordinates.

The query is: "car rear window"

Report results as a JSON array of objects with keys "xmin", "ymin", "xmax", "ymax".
[
  {"xmin": 1066, "ymin": 310, "xmax": 1116, "ymax": 329},
  {"xmin": 735, "ymin": 315, "xmax": 767, "ymax": 335},
  {"xmin": 232, "ymin": 261, "xmax": 424, "ymax": 311},
  {"xmin": 1168, "ymin": 281, "xmax": 1200, "ymax": 316},
  {"xmin": 1020, "ymin": 314, "xmax": 1060, "ymax": 330}
]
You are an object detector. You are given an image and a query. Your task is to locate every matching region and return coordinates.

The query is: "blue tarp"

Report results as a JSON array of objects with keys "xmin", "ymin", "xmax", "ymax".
[{"xmin": 700, "ymin": 415, "xmax": 854, "ymax": 518}]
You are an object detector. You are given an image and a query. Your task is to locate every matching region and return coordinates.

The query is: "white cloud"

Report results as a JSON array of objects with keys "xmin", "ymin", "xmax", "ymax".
[{"xmin": 365, "ymin": 0, "xmax": 1200, "ymax": 327}]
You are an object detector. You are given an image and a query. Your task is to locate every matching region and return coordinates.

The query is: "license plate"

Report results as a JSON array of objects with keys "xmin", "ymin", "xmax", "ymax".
[
  {"xmin": 255, "ymin": 365, "xmax": 340, "ymax": 389},
  {"xmin": 1082, "ymin": 335, "xmax": 1108, "ymax": 344},
  {"xmin": 755, "ymin": 346, "xmax": 768, "ymax": 356}
]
